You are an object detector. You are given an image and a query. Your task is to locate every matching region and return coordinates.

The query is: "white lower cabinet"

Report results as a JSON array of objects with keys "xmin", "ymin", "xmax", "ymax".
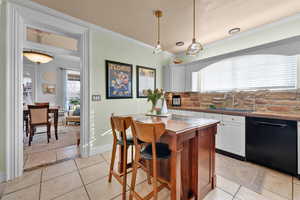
[
  {"xmin": 169, "ymin": 110, "xmax": 246, "ymax": 157},
  {"xmin": 217, "ymin": 120, "xmax": 245, "ymax": 157}
]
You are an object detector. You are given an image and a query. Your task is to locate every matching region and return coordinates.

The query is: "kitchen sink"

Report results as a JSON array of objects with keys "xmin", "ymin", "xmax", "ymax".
[{"xmin": 209, "ymin": 108, "xmax": 254, "ymax": 113}]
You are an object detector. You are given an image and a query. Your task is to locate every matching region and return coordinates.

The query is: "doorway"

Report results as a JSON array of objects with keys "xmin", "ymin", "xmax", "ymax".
[
  {"xmin": 22, "ymin": 37, "xmax": 82, "ymax": 169},
  {"xmin": 5, "ymin": 2, "xmax": 90, "ymax": 180}
]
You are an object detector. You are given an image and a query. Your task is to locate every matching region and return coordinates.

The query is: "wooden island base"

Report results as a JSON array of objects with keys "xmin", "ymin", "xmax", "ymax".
[
  {"xmin": 119, "ymin": 114, "xmax": 219, "ymax": 200},
  {"xmin": 158, "ymin": 125, "xmax": 217, "ymax": 200}
]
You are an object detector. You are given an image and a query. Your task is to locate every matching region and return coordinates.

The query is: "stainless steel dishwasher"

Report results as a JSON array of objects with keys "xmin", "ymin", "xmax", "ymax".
[{"xmin": 246, "ymin": 117, "xmax": 297, "ymax": 175}]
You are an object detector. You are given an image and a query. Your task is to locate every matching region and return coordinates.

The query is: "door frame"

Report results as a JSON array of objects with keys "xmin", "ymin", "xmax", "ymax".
[{"xmin": 5, "ymin": 0, "xmax": 90, "ymax": 180}]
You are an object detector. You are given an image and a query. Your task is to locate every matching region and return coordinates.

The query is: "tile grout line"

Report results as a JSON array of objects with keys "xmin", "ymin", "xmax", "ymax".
[
  {"xmin": 260, "ymin": 182, "xmax": 293, "ymax": 200},
  {"xmin": 233, "ymin": 185, "xmax": 241, "ymax": 198},
  {"xmin": 48, "ymin": 186, "xmax": 84, "ymax": 200},
  {"xmin": 24, "ymin": 155, "xmax": 80, "ymax": 172},
  {"xmin": 39, "ymin": 168, "xmax": 43, "ymax": 200},
  {"xmin": 216, "ymin": 186, "xmax": 236, "ymax": 198},
  {"xmin": 292, "ymin": 178, "xmax": 294, "ymax": 200},
  {"xmin": 74, "ymin": 158, "xmax": 92, "ymax": 200}
]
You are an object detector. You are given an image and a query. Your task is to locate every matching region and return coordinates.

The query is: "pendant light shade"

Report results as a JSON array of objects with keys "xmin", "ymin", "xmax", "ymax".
[
  {"xmin": 153, "ymin": 42, "xmax": 162, "ymax": 54},
  {"xmin": 23, "ymin": 50, "xmax": 54, "ymax": 64},
  {"xmin": 186, "ymin": 39, "xmax": 203, "ymax": 56},
  {"xmin": 186, "ymin": 0, "xmax": 203, "ymax": 56},
  {"xmin": 153, "ymin": 10, "xmax": 163, "ymax": 54}
]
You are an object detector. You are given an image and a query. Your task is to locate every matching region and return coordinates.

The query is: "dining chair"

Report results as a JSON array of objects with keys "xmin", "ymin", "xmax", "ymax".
[
  {"xmin": 108, "ymin": 115, "xmax": 136, "ymax": 200},
  {"xmin": 130, "ymin": 121, "xmax": 171, "ymax": 200},
  {"xmin": 28, "ymin": 105, "xmax": 51, "ymax": 146}
]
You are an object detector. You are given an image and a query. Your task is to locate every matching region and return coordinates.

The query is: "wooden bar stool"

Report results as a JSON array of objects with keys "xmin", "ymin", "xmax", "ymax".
[
  {"xmin": 130, "ymin": 121, "xmax": 171, "ymax": 200},
  {"xmin": 108, "ymin": 115, "xmax": 135, "ymax": 200}
]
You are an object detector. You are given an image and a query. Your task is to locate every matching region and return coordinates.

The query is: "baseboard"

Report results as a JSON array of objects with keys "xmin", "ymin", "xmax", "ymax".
[
  {"xmin": 89, "ymin": 144, "xmax": 112, "ymax": 156},
  {"xmin": 216, "ymin": 149, "xmax": 246, "ymax": 161},
  {"xmin": 0, "ymin": 172, "xmax": 6, "ymax": 183}
]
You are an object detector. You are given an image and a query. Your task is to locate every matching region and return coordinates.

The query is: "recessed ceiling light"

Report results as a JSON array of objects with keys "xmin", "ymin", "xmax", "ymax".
[
  {"xmin": 228, "ymin": 28, "xmax": 241, "ymax": 35},
  {"xmin": 176, "ymin": 41, "xmax": 184, "ymax": 46}
]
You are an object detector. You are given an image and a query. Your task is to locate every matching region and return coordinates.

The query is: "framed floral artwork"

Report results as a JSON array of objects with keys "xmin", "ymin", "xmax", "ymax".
[{"xmin": 106, "ymin": 60, "xmax": 133, "ymax": 99}]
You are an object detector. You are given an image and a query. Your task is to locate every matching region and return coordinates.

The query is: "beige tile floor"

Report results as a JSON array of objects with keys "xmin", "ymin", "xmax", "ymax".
[
  {"xmin": 24, "ymin": 126, "xmax": 80, "ymax": 170},
  {"xmin": 1, "ymin": 151, "xmax": 299, "ymax": 200}
]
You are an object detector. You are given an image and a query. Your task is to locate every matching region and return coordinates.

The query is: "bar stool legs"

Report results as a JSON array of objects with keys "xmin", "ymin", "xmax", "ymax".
[
  {"xmin": 122, "ymin": 144, "xmax": 128, "ymax": 200},
  {"xmin": 129, "ymin": 146, "xmax": 139, "ymax": 200},
  {"xmin": 108, "ymin": 139, "xmax": 117, "ymax": 183},
  {"xmin": 108, "ymin": 139, "xmax": 130, "ymax": 200}
]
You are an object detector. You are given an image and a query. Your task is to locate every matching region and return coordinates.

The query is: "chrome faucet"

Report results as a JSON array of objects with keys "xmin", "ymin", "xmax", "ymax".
[{"xmin": 232, "ymin": 93, "xmax": 239, "ymax": 106}]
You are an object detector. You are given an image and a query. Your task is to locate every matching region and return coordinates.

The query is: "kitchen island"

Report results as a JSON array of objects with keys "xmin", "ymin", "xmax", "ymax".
[{"xmin": 126, "ymin": 114, "xmax": 220, "ymax": 200}]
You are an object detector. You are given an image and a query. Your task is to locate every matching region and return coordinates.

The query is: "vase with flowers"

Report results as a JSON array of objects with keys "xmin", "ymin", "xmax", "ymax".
[{"xmin": 147, "ymin": 88, "xmax": 164, "ymax": 114}]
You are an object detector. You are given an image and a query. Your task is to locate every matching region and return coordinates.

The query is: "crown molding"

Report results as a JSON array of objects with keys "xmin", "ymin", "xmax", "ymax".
[
  {"xmin": 5, "ymin": 0, "xmax": 174, "ymax": 56},
  {"xmin": 175, "ymin": 12, "xmax": 300, "ymax": 58}
]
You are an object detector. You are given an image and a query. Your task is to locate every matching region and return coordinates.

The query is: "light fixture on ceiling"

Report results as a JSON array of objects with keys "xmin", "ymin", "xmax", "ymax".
[
  {"xmin": 228, "ymin": 27, "xmax": 241, "ymax": 35},
  {"xmin": 186, "ymin": 0, "xmax": 203, "ymax": 56},
  {"xmin": 176, "ymin": 41, "xmax": 184, "ymax": 46},
  {"xmin": 23, "ymin": 50, "xmax": 54, "ymax": 64},
  {"xmin": 153, "ymin": 10, "xmax": 163, "ymax": 54},
  {"xmin": 173, "ymin": 57, "xmax": 183, "ymax": 64}
]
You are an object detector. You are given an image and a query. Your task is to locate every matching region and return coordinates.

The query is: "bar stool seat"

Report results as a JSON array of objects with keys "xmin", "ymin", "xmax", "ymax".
[
  {"xmin": 141, "ymin": 143, "xmax": 171, "ymax": 160},
  {"xmin": 117, "ymin": 136, "xmax": 134, "ymax": 146},
  {"xmin": 117, "ymin": 137, "xmax": 144, "ymax": 146}
]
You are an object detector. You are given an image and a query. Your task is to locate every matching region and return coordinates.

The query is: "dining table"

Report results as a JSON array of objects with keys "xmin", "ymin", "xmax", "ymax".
[
  {"xmin": 23, "ymin": 106, "xmax": 60, "ymax": 138},
  {"xmin": 119, "ymin": 114, "xmax": 220, "ymax": 200}
]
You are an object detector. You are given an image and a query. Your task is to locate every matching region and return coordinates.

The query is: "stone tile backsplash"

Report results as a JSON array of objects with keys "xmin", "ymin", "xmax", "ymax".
[{"xmin": 165, "ymin": 90, "xmax": 300, "ymax": 114}]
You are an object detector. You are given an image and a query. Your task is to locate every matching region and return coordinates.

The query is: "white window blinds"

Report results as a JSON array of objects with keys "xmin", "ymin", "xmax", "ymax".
[{"xmin": 199, "ymin": 55, "xmax": 297, "ymax": 92}]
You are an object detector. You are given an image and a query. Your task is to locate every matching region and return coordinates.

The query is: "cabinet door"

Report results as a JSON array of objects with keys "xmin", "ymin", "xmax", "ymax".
[
  {"xmin": 163, "ymin": 65, "xmax": 171, "ymax": 92},
  {"xmin": 217, "ymin": 122, "xmax": 245, "ymax": 156},
  {"xmin": 171, "ymin": 66, "xmax": 186, "ymax": 92}
]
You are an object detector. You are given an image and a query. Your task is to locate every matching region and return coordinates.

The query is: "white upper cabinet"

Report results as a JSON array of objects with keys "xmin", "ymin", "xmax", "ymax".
[
  {"xmin": 163, "ymin": 63, "xmax": 200, "ymax": 92},
  {"xmin": 163, "ymin": 64, "xmax": 186, "ymax": 92}
]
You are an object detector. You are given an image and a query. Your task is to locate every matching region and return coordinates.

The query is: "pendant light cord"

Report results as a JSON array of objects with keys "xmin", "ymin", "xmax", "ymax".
[
  {"xmin": 158, "ymin": 15, "xmax": 160, "ymax": 44},
  {"xmin": 193, "ymin": 0, "xmax": 196, "ymax": 40}
]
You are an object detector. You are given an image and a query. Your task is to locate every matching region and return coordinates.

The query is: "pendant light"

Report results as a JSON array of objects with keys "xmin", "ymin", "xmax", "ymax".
[
  {"xmin": 153, "ymin": 10, "xmax": 163, "ymax": 54},
  {"xmin": 23, "ymin": 50, "xmax": 54, "ymax": 64},
  {"xmin": 186, "ymin": 0, "xmax": 203, "ymax": 56}
]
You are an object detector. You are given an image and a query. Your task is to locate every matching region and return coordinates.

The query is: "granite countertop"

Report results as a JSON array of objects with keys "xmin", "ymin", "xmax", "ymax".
[{"xmin": 168, "ymin": 106, "xmax": 300, "ymax": 121}]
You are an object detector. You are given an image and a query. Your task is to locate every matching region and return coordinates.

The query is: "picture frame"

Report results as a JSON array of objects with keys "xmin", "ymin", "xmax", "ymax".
[
  {"xmin": 106, "ymin": 60, "xmax": 133, "ymax": 99},
  {"xmin": 136, "ymin": 66, "xmax": 156, "ymax": 98}
]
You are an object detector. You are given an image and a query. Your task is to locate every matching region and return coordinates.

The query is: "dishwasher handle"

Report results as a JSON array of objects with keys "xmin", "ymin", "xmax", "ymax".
[{"xmin": 255, "ymin": 121, "xmax": 288, "ymax": 128}]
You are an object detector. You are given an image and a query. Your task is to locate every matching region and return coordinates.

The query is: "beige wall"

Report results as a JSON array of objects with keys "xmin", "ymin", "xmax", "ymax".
[{"xmin": 89, "ymin": 29, "xmax": 172, "ymax": 151}]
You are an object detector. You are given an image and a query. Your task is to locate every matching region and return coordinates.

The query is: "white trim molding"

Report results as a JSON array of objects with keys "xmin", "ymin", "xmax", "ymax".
[
  {"xmin": 6, "ymin": 1, "xmax": 24, "ymax": 180},
  {"xmin": 5, "ymin": 0, "xmax": 174, "ymax": 56},
  {"xmin": 0, "ymin": 172, "xmax": 6, "ymax": 183},
  {"xmin": 5, "ymin": 1, "xmax": 91, "ymax": 181},
  {"xmin": 80, "ymin": 30, "xmax": 91, "ymax": 157}
]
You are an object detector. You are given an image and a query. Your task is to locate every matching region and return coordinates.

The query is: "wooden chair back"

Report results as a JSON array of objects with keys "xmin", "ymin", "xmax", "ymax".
[
  {"xmin": 131, "ymin": 121, "xmax": 165, "ymax": 144},
  {"xmin": 28, "ymin": 105, "xmax": 50, "ymax": 125},
  {"xmin": 35, "ymin": 102, "xmax": 50, "ymax": 106},
  {"xmin": 110, "ymin": 115, "xmax": 133, "ymax": 143}
]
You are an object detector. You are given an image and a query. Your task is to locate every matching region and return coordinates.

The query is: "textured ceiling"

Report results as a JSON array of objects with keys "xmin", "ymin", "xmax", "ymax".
[{"xmin": 31, "ymin": 0, "xmax": 300, "ymax": 54}]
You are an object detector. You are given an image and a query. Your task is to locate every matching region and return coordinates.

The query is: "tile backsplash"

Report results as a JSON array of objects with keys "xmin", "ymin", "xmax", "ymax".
[{"xmin": 165, "ymin": 90, "xmax": 300, "ymax": 114}]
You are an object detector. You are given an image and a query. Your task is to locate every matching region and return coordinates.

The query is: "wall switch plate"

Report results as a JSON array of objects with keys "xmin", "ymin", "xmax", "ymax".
[{"xmin": 92, "ymin": 95, "xmax": 101, "ymax": 101}]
